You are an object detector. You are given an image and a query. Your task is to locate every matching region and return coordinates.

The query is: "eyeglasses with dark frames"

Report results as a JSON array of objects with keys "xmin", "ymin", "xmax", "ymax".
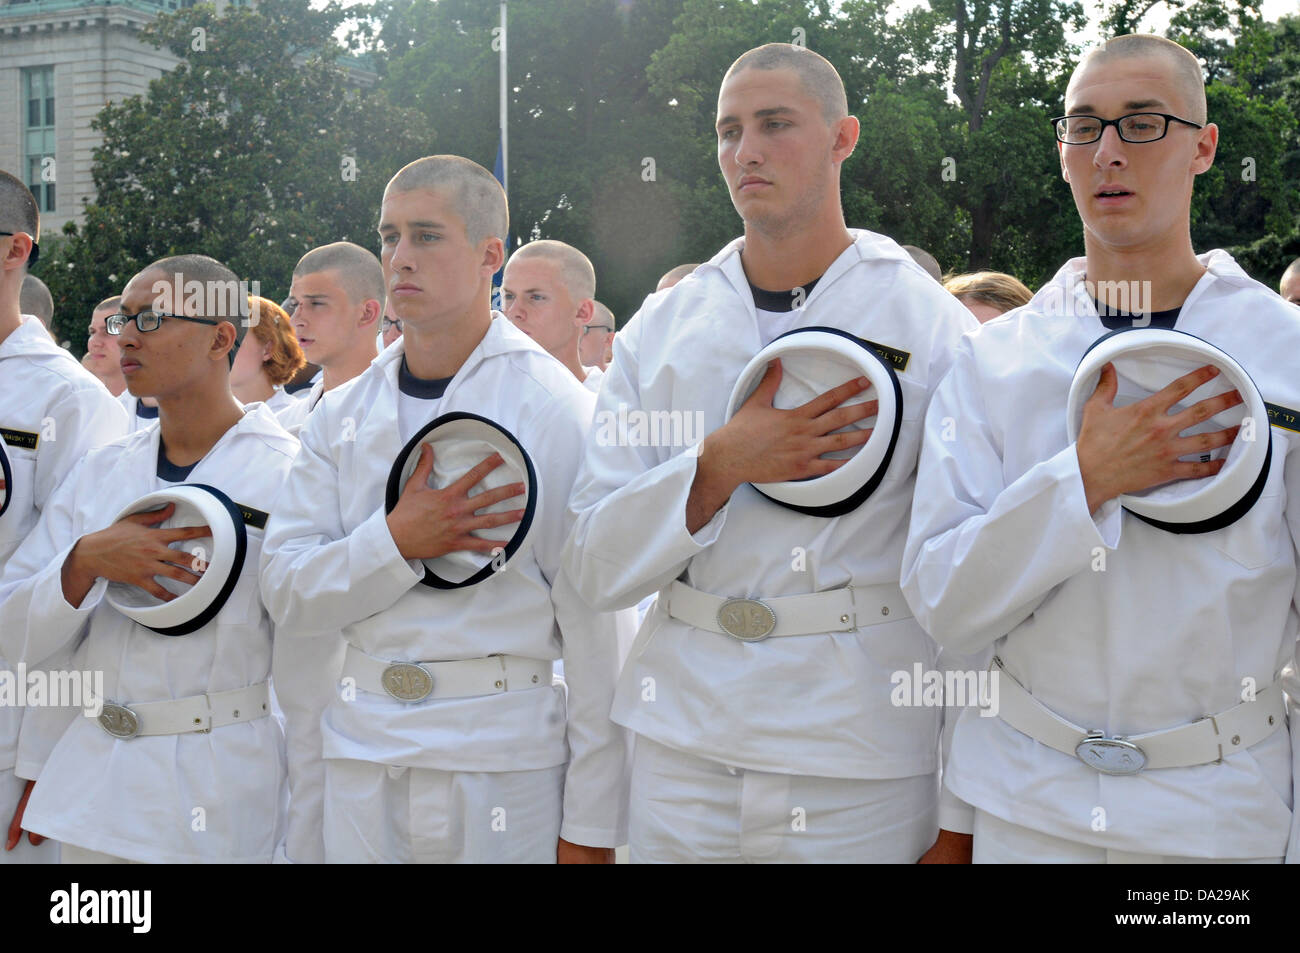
[
  {"xmin": 105, "ymin": 311, "xmax": 222, "ymax": 335},
  {"xmin": 1051, "ymin": 112, "xmax": 1204, "ymax": 145}
]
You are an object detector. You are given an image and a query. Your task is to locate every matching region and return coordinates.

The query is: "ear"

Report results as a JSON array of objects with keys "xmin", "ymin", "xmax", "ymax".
[
  {"xmin": 1058, "ymin": 141, "xmax": 1070, "ymax": 183},
  {"xmin": 2, "ymin": 233, "xmax": 34, "ymax": 274},
  {"xmin": 1190, "ymin": 122, "xmax": 1218, "ymax": 176},
  {"xmin": 574, "ymin": 299, "xmax": 594, "ymax": 327},
  {"xmin": 358, "ymin": 298, "xmax": 382, "ymax": 329},
  {"xmin": 212, "ymin": 320, "xmax": 238, "ymax": 365},
  {"xmin": 481, "ymin": 237, "xmax": 506, "ymax": 278},
  {"xmin": 832, "ymin": 115, "xmax": 860, "ymax": 164}
]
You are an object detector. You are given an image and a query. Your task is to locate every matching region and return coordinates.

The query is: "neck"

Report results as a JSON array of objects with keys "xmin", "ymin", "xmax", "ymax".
[
  {"xmin": 1083, "ymin": 228, "xmax": 1206, "ymax": 313},
  {"xmin": 322, "ymin": 338, "xmax": 378, "ymax": 392},
  {"xmin": 101, "ymin": 371, "xmax": 127, "ymax": 398},
  {"xmin": 0, "ymin": 301, "xmax": 23, "ymax": 348},
  {"xmin": 401, "ymin": 303, "xmax": 493, "ymax": 380},
  {"xmin": 740, "ymin": 208, "xmax": 852, "ymax": 291},
  {"xmin": 156, "ymin": 379, "xmax": 245, "ymax": 467},
  {"xmin": 556, "ymin": 339, "xmax": 586, "ymax": 382},
  {"xmin": 232, "ymin": 376, "xmax": 273, "ymax": 404}
]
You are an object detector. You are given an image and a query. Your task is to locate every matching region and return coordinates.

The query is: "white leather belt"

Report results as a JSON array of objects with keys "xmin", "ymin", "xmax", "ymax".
[
  {"xmin": 662, "ymin": 579, "xmax": 912, "ymax": 642},
  {"xmin": 95, "ymin": 682, "xmax": 270, "ymax": 740},
  {"xmin": 343, "ymin": 644, "xmax": 552, "ymax": 703},
  {"xmin": 992, "ymin": 657, "xmax": 1286, "ymax": 774}
]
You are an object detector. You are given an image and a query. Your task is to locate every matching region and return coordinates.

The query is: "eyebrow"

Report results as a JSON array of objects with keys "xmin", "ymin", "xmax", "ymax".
[
  {"xmin": 1068, "ymin": 99, "xmax": 1168, "ymax": 113},
  {"xmin": 716, "ymin": 105, "xmax": 797, "ymax": 129},
  {"xmin": 378, "ymin": 220, "xmax": 447, "ymax": 231},
  {"xmin": 297, "ymin": 293, "xmax": 331, "ymax": 301}
]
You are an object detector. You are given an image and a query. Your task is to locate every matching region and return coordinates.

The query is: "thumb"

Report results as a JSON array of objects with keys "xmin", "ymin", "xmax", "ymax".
[
  {"xmin": 406, "ymin": 442, "xmax": 434, "ymax": 492},
  {"xmin": 1089, "ymin": 362, "xmax": 1118, "ymax": 407},
  {"xmin": 750, "ymin": 358, "xmax": 783, "ymax": 406}
]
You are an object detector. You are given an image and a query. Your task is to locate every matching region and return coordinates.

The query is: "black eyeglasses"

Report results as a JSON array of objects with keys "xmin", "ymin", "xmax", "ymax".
[
  {"xmin": 0, "ymin": 231, "xmax": 39, "ymax": 265},
  {"xmin": 1052, "ymin": 113, "xmax": 1204, "ymax": 145},
  {"xmin": 382, "ymin": 317, "xmax": 403, "ymax": 332},
  {"xmin": 106, "ymin": 311, "xmax": 222, "ymax": 334},
  {"xmin": 582, "ymin": 325, "xmax": 613, "ymax": 335}
]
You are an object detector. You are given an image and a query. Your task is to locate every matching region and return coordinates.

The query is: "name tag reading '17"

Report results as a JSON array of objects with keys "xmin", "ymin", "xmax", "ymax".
[{"xmin": 1264, "ymin": 402, "xmax": 1300, "ymax": 433}]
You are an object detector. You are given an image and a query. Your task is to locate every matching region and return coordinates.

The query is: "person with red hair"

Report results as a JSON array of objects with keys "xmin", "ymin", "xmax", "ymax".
[{"xmin": 231, "ymin": 296, "xmax": 306, "ymax": 414}]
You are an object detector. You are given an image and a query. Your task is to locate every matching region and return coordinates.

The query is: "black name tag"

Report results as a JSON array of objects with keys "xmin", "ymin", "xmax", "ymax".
[
  {"xmin": 237, "ymin": 504, "xmax": 269, "ymax": 530},
  {"xmin": 863, "ymin": 339, "xmax": 911, "ymax": 373},
  {"xmin": 1265, "ymin": 402, "xmax": 1300, "ymax": 434},
  {"xmin": 0, "ymin": 428, "xmax": 39, "ymax": 451}
]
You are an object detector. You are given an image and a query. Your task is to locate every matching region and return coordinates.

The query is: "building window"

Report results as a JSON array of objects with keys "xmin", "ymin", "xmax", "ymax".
[{"xmin": 23, "ymin": 66, "xmax": 55, "ymax": 213}]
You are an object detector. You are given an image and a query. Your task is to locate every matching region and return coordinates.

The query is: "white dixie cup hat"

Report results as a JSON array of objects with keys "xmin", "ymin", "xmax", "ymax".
[
  {"xmin": 724, "ymin": 326, "xmax": 903, "ymax": 516},
  {"xmin": 1066, "ymin": 327, "xmax": 1272, "ymax": 533}
]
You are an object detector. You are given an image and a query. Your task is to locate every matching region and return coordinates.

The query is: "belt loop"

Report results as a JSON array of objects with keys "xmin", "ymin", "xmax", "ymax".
[
  {"xmin": 495, "ymin": 654, "xmax": 507, "ymax": 692},
  {"xmin": 846, "ymin": 585, "xmax": 859, "ymax": 631}
]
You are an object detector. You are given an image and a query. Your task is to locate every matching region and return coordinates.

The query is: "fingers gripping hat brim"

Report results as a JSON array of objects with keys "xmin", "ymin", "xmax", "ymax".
[
  {"xmin": 724, "ymin": 326, "xmax": 903, "ymax": 517},
  {"xmin": 104, "ymin": 484, "xmax": 248, "ymax": 636},
  {"xmin": 385, "ymin": 412, "xmax": 539, "ymax": 589},
  {"xmin": 1066, "ymin": 327, "xmax": 1272, "ymax": 534}
]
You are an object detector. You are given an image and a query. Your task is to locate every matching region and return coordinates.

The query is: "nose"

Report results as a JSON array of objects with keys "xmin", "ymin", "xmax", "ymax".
[
  {"xmin": 733, "ymin": 125, "xmax": 763, "ymax": 170},
  {"xmin": 116, "ymin": 319, "xmax": 141, "ymax": 350},
  {"xmin": 1092, "ymin": 123, "xmax": 1128, "ymax": 169},
  {"xmin": 389, "ymin": 234, "xmax": 415, "ymax": 274}
]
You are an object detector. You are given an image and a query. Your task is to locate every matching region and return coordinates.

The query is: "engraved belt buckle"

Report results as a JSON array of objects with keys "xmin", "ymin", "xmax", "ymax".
[
  {"xmin": 1075, "ymin": 731, "xmax": 1147, "ymax": 775},
  {"xmin": 98, "ymin": 703, "xmax": 140, "ymax": 739},
  {"xmin": 381, "ymin": 662, "xmax": 434, "ymax": 702},
  {"xmin": 716, "ymin": 598, "xmax": 777, "ymax": 642}
]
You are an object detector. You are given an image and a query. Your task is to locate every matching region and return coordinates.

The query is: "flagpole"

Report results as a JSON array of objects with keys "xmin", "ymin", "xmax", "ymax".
[{"xmin": 499, "ymin": 0, "xmax": 508, "ymax": 201}]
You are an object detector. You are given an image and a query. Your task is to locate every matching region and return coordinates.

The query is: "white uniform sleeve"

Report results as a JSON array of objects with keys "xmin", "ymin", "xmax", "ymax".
[
  {"xmin": 259, "ymin": 406, "xmax": 422, "ymax": 633},
  {"xmin": 901, "ymin": 335, "xmax": 1123, "ymax": 656},
  {"xmin": 564, "ymin": 316, "xmax": 729, "ymax": 612},
  {"xmin": 1284, "ymin": 434, "xmax": 1300, "ymax": 864},
  {"xmin": 33, "ymin": 382, "xmax": 129, "ymax": 514},
  {"xmin": 530, "ymin": 390, "xmax": 630, "ymax": 848},
  {"xmin": 0, "ymin": 457, "xmax": 103, "ymax": 669}
]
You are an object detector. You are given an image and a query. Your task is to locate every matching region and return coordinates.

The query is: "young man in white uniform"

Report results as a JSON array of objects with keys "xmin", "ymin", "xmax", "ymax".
[
  {"xmin": 261, "ymin": 155, "xmax": 628, "ymax": 864},
  {"xmin": 579, "ymin": 301, "xmax": 615, "ymax": 377},
  {"xmin": 85, "ymin": 297, "xmax": 127, "ymax": 398},
  {"xmin": 564, "ymin": 45, "xmax": 976, "ymax": 863},
  {"xmin": 902, "ymin": 35, "xmax": 1299, "ymax": 862},
  {"xmin": 0, "ymin": 254, "xmax": 296, "ymax": 863},
  {"xmin": 277, "ymin": 242, "xmax": 384, "ymax": 434},
  {"xmin": 0, "ymin": 172, "xmax": 129, "ymax": 863},
  {"xmin": 502, "ymin": 239, "xmax": 604, "ymax": 392}
]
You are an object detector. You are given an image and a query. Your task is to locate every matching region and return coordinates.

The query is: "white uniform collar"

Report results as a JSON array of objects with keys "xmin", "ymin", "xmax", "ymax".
[
  {"xmin": 0, "ymin": 313, "xmax": 62, "ymax": 359},
  {"xmin": 375, "ymin": 311, "xmax": 546, "ymax": 405},
  {"xmin": 1041, "ymin": 248, "xmax": 1254, "ymax": 320},
  {"xmin": 699, "ymin": 229, "xmax": 919, "ymax": 314}
]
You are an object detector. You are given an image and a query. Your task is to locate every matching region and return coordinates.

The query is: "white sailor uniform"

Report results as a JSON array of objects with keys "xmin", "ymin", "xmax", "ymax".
[
  {"xmin": 261, "ymin": 316, "xmax": 629, "ymax": 863},
  {"xmin": 0, "ymin": 315, "xmax": 128, "ymax": 864},
  {"xmin": 0, "ymin": 405, "xmax": 297, "ymax": 863},
  {"xmin": 564, "ymin": 230, "xmax": 977, "ymax": 862},
  {"xmin": 901, "ymin": 251, "xmax": 1299, "ymax": 861}
]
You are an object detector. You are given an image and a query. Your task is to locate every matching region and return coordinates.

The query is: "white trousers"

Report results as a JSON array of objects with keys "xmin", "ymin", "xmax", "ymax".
[
  {"xmin": 628, "ymin": 735, "xmax": 938, "ymax": 863},
  {"xmin": 0, "ymin": 767, "xmax": 58, "ymax": 864},
  {"xmin": 972, "ymin": 809, "xmax": 1284, "ymax": 864},
  {"xmin": 323, "ymin": 758, "xmax": 564, "ymax": 863}
]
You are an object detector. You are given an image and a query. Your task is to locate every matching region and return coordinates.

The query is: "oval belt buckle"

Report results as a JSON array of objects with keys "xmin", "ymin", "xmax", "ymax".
[
  {"xmin": 98, "ymin": 703, "xmax": 140, "ymax": 740},
  {"xmin": 716, "ymin": 598, "xmax": 777, "ymax": 642},
  {"xmin": 381, "ymin": 662, "xmax": 434, "ymax": 702},
  {"xmin": 1075, "ymin": 731, "xmax": 1147, "ymax": 775}
]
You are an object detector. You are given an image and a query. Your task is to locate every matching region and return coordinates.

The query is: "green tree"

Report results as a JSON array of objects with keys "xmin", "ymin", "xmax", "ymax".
[{"xmin": 35, "ymin": 0, "xmax": 428, "ymax": 352}]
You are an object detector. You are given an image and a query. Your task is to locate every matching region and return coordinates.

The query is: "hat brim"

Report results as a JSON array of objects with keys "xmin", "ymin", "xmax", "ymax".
[
  {"xmin": 725, "ymin": 326, "xmax": 903, "ymax": 517},
  {"xmin": 1067, "ymin": 327, "xmax": 1272, "ymax": 533},
  {"xmin": 104, "ymin": 484, "xmax": 248, "ymax": 636},
  {"xmin": 385, "ymin": 412, "xmax": 538, "ymax": 589},
  {"xmin": 0, "ymin": 440, "xmax": 11, "ymax": 519}
]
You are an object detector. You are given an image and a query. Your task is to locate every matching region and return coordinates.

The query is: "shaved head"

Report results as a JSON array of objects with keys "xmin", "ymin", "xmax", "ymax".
[
  {"xmin": 509, "ymin": 240, "xmax": 595, "ymax": 301},
  {"xmin": 385, "ymin": 155, "xmax": 508, "ymax": 245},
  {"xmin": 1068, "ymin": 34, "xmax": 1206, "ymax": 124},
  {"xmin": 723, "ymin": 43, "xmax": 848, "ymax": 124},
  {"xmin": 1281, "ymin": 257, "xmax": 1300, "ymax": 305},
  {"xmin": 657, "ymin": 263, "xmax": 699, "ymax": 291},
  {"xmin": 94, "ymin": 295, "xmax": 121, "ymax": 314},
  {"xmin": 293, "ymin": 241, "xmax": 386, "ymax": 310},
  {"xmin": 19, "ymin": 274, "xmax": 53, "ymax": 325},
  {"xmin": 592, "ymin": 300, "xmax": 615, "ymax": 329},
  {"xmin": 142, "ymin": 253, "xmax": 249, "ymax": 359}
]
